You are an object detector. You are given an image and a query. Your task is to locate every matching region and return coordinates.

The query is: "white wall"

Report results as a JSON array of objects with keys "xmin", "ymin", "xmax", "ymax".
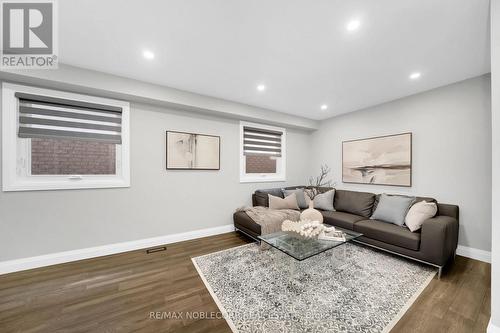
[
  {"xmin": 0, "ymin": 102, "xmax": 310, "ymax": 261},
  {"xmin": 309, "ymin": 75, "xmax": 492, "ymax": 252},
  {"xmin": 0, "ymin": 65, "xmax": 319, "ymax": 131},
  {"xmin": 489, "ymin": 1, "xmax": 499, "ymax": 331},
  {"xmin": 0, "ymin": 70, "xmax": 492, "ymax": 269}
]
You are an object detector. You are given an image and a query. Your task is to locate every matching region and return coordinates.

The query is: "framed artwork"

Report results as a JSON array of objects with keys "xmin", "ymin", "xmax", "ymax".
[
  {"xmin": 342, "ymin": 133, "xmax": 412, "ymax": 187},
  {"xmin": 166, "ymin": 131, "xmax": 220, "ymax": 170}
]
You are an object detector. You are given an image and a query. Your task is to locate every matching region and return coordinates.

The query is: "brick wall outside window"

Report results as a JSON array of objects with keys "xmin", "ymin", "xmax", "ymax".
[
  {"xmin": 31, "ymin": 138, "xmax": 116, "ymax": 175},
  {"xmin": 245, "ymin": 155, "xmax": 277, "ymax": 174}
]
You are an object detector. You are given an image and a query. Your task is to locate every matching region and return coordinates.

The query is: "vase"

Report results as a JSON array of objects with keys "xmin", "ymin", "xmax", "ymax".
[{"xmin": 300, "ymin": 200, "xmax": 323, "ymax": 223}]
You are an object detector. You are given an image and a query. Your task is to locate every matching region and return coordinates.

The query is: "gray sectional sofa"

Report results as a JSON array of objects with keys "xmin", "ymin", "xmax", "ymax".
[{"xmin": 233, "ymin": 186, "xmax": 459, "ymax": 277}]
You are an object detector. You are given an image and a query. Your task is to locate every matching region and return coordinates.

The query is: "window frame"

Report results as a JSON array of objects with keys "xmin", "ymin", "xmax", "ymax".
[
  {"xmin": 239, "ymin": 121, "xmax": 286, "ymax": 183},
  {"xmin": 2, "ymin": 82, "xmax": 130, "ymax": 191}
]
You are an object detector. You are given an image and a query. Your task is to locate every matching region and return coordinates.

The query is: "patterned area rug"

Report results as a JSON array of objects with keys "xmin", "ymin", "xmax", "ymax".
[{"xmin": 192, "ymin": 242, "xmax": 436, "ymax": 333}]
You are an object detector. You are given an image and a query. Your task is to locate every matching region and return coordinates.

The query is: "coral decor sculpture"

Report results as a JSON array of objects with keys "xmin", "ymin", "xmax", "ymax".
[{"xmin": 282, "ymin": 219, "xmax": 325, "ymax": 239}]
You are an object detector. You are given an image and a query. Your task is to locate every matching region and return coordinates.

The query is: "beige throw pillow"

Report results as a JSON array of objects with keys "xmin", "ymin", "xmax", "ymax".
[
  {"xmin": 268, "ymin": 193, "xmax": 300, "ymax": 210},
  {"xmin": 405, "ymin": 200, "xmax": 438, "ymax": 232}
]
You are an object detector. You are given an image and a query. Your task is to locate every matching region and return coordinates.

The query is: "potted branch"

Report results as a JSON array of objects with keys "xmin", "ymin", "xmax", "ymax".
[
  {"xmin": 300, "ymin": 165, "xmax": 334, "ymax": 223},
  {"xmin": 306, "ymin": 164, "xmax": 334, "ymax": 199}
]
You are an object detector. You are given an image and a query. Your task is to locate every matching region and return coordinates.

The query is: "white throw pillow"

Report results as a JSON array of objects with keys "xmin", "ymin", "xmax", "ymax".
[
  {"xmin": 313, "ymin": 189, "xmax": 336, "ymax": 211},
  {"xmin": 268, "ymin": 193, "xmax": 300, "ymax": 210},
  {"xmin": 404, "ymin": 200, "xmax": 438, "ymax": 232},
  {"xmin": 282, "ymin": 189, "xmax": 308, "ymax": 208}
]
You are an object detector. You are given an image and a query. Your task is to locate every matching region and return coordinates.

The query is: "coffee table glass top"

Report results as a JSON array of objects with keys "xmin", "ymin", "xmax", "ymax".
[{"xmin": 258, "ymin": 226, "xmax": 363, "ymax": 261}]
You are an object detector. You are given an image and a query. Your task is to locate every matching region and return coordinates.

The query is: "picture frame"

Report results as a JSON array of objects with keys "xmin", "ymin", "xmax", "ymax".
[
  {"xmin": 342, "ymin": 132, "xmax": 412, "ymax": 187},
  {"xmin": 166, "ymin": 131, "xmax": 220, "ymax": 170}
]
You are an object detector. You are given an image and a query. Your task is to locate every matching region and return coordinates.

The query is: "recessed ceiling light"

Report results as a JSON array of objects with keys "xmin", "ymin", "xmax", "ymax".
[
  {"xmin": 320, "ymin": 104, "xmax": 328, "ymax": 110},
  {"xmin": 409, "ymin": 72, "xmax": 421, "ymax": 80},
  {"xmin": 143, "ymin": 50, "xmax": 155, "ymax": 60},
  {"xmin": 346, "ymin": 19, "xmax": 361, "ymax": 32},
  {"xmin": 256, "ymin": 84, "xmax": 266, "ymax": 92}
]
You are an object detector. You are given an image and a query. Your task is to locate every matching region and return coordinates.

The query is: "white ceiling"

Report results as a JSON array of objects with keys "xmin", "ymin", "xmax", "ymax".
[{"xmin": 59, "ymin": 0, "xmax": 491, "ymax": 120}]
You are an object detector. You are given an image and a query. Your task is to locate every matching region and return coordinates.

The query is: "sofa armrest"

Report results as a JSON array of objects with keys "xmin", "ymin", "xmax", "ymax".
[
  {"xmin": 437, "ymin": 203, "xmax": 459, "ymax": 221},
  {"xmin": 420, "ymin": 216, "xmax": 459, "ymax": 266},
  {"xmin": 252, "ymin": 193, "xmax": 269, "ymax": 207},
  {"xmin": 233, "ymin": 211, "xmax": 262, "ymax": 237}
]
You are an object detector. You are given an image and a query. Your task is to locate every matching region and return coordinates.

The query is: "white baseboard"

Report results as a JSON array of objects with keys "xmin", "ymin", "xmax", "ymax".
[
  {"xmin": 0, "ymin": 227, "xmax": 491, "ymax": 275},
  {"xmin": 488, "ymin": 319, "xmax": 500, "ymax": 333},
  {"xmin": 0, "ymin": 224, "xmax": 235, "ymax": 275},
  {"xmin": 456, "ymin": 245, "xmax": 491, "ymax": 263}
]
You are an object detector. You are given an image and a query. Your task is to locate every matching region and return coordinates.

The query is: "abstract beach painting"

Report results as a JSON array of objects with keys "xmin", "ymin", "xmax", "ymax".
[
  {"xmin": 342, "ymin": 133, "xmax": 412, "ymax": 186},
  {"xmin": 166, "ymin": 131, "xmax": 220, "ymax": 170}
]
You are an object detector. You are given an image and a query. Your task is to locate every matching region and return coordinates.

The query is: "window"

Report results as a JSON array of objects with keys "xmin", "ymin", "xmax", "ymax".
[
  {"xmin": 2, "ymin": 83, "xmax": 130, "ymax": 191},
  {"xmin": 240, "ymin": 121, "xmax": 286, "ymax": 183},
  {"xmin": 30, "ymin": 138, "xmax": 116, "ymax": 175}
]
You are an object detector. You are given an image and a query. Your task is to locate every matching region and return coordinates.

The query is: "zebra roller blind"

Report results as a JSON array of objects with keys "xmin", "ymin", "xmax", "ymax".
[
  {"xmin": 15, "ymin": 92, "xmax": 123, "ymax": 144},
  {"xmin": 243, "ymin": 126, "xmax": 282, "ymax": 157}
]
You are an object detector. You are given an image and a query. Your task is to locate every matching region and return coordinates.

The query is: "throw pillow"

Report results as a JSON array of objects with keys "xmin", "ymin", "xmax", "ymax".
[
  {"xmin": 268, "ymin": 193, "xmax": 300, "ymax": 210},
  {"xmin": 370, "ymin": 194, "xmax": 416, "ymax": 226},
  {"xmin": 405, "ymin": 200, "xmax": 438, "ymax": 232},
  {"xmin": 313, "ymin": 189, "xmax": 336, "ymax": 211},
  {"xmin": 283, "ymin": 188, "xmax": 308, "ymax": 209}
]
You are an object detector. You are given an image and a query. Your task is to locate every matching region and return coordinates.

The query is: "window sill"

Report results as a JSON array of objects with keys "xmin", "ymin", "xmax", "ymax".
[
  {"xmin": 240, "ymin": 176, "xmax": 286, "ymax": 184},
  {"xmin": 2, "ymin": 178, "xmax": 130, "ymax": 192}
]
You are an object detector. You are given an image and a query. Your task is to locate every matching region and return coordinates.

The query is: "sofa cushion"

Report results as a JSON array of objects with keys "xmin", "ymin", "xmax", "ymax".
[
  {"xmin": 322, "ymin": 211, "xmax": 365, "ymax": 230},
  {"xmin": 334, "ymin": 190, "xmax": 375, "ymax": 218},
  {"xmin": 373, "ymin": 194, "xmax": 437, "ymax": 213},
  {"xmin": 354, "ymin": 219, "xmax": 421, "ymax": 251},
  {"xmin": 254, "ymin": 188, "xmax": 285, "ymax": 206},
  {"xmin": 370, "ymin": 194, "xmax": 415, "ymax": 226},
  {"xmin": 313, "ymin": 189, "xmax": 335, "ymax": 211},
  {"xmin": 283, "ymin": 188, "xmax": 308, "ymax": 209},
  {"xmin": 268, "ymin": 193, "xmax": 299, "ymax": 210},
  {"xmin": 405, "ymin": 201, "xmax": 438, "ymax": 232}
]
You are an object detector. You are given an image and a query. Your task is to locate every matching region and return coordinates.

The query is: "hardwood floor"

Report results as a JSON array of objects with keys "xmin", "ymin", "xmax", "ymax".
[{"xmin": 0, "ymin": 232, "xmax": 491, "ymax": 333}]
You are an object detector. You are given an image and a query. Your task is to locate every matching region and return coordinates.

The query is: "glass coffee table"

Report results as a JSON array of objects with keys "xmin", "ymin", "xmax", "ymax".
[{"xmin": 258, "ymin": 226, "xmax": 363, "ymax": 262}]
